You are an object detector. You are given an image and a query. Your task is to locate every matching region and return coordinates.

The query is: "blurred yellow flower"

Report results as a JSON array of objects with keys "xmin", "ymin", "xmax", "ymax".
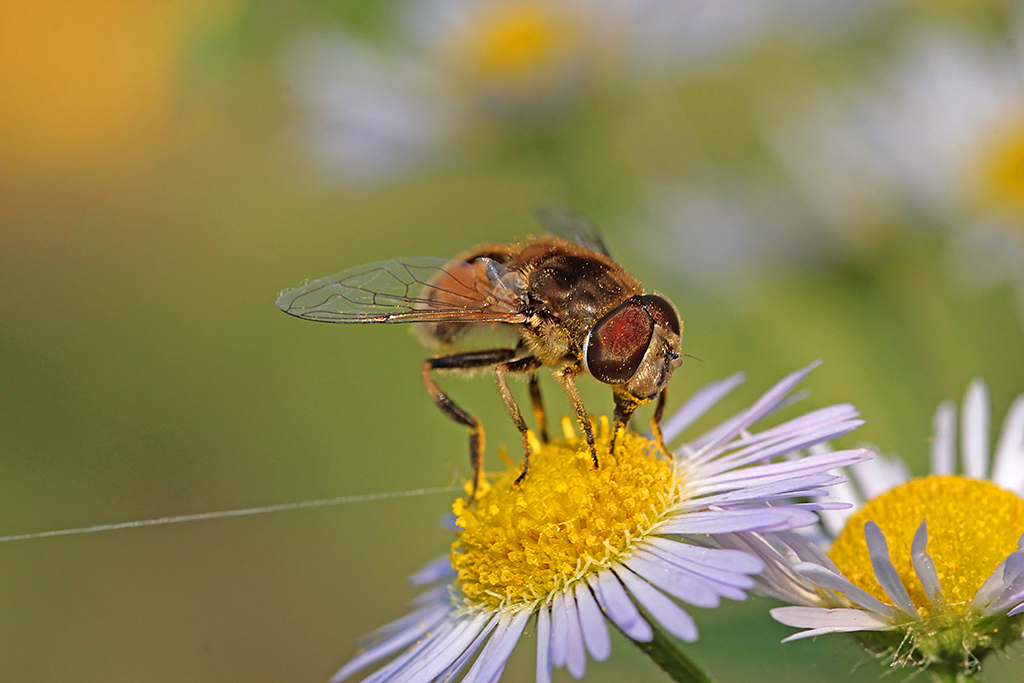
[{"xmin": 0, "ymin": 0, "xmax": 241, "ymax": 173}]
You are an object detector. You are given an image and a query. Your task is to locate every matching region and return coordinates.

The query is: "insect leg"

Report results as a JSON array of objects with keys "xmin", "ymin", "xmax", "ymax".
[
  {"xmin": 528, "ymin": 373, "xmax": 550, "ymax": 444},
  {"xmin": 558, "ymin": 368, "xmax": 598, "ymax": 468},
  {"xmin": 493, "ymin": 356, "xmax": 543, "ymax": 485},
  {"xmin": 650, "ymin": 388, "xmax": 670, "ymax": 455},
  {"xmin": 610, "ymin": 390, "xmax": 644, "ymax": 455},
  {"xmin": 422, "ymin": 348, "xmax": 518, "ymax": 503}
]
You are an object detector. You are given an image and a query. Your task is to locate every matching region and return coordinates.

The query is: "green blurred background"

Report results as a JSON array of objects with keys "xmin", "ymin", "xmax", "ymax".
[{"xmin": 2, "ymin": 1, "xmax": 1024, "ymax": 682}]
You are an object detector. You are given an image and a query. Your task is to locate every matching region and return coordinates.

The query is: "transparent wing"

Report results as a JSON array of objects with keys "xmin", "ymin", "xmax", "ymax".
[
  {"xmin": 275, "ymin": 256, "xmax": 529, "ymax": 324},
  {"xmin": 531, "ymin": 204, "xmax": 611, "ymax": 257}
]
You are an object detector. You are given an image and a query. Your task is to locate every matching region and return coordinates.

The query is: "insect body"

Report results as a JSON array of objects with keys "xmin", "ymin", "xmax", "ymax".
[{"xmin": 276, "ymin": 210, "xmax": 683, "ymax": 500}]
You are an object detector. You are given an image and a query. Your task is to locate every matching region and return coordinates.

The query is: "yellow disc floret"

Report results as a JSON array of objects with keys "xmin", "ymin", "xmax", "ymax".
[
  {"xmin": 829, "ymin": 476, "xmax": 1024, "ymax": 615},
  {"xmin": 451, "ymin": 417, "xmax": 677, "ymax": 610}
]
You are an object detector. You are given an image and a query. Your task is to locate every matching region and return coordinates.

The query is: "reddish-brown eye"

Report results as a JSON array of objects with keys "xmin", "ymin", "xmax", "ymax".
[
  {"xmin": 584, "ymin": 299, "xmax": 655, "ymax": 384},
  {"xmin": 638, "ymin": 294, "xmax": 680, "ymax": 334}
]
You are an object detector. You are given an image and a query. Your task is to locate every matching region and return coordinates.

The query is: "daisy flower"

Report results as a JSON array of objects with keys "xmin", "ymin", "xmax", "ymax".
[
  {"xmin": 642, "ymin": 176, "xmax": 825, "ymax": 292},
  {"xmin": 730, "ymin": 379, "xmax": 1024, "ymax": 680},
  {"xmin": 770, "ymin": 24, "xmax": 1024, "ymax": 321},
  {"xmin": 284, "ymin": 0, "xmax": 622, "ymax": 185},
  {"xmin": 332, "ymin": 363, "xmax": 869, "ymax": 683}
]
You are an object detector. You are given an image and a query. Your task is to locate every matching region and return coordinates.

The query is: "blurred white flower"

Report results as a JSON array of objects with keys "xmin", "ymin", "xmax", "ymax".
[
  {"xmin": 770, "ymin": 24, "xmax": 1024, "ymax": 320},
  {"xmin": 642, "ymin": 177, "xmax": 826, "ymax": 291},
  {"xmin": 286, "ymin": 33, "xmax": 459, "ymax": 185},
  {"xmin": 284, "ymin": 0, "xmax": 889, "ymax": 186},
  {"xmin": 621, "ymin": 0, "xmax": 886, "ymax": 73}
]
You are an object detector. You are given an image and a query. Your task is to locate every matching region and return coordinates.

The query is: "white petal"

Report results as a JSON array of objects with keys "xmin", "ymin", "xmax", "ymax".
[
  {"xmin": 644, "ymin": 537, "xmax": 762, "ymax": 580},
  {"xmin": 590, "ymin": 570, "xmax": 652, "ymax": 642},
  {"xmin": 795, "ymin": 562, "xmax": 894, "ymax": 617},
  {"xmin": 460, "ymin": 609, "xmax": 530, "ymax": 683},
  {"xmin": 931, "ymin": 401, "xmax": 956, "ymax": 475},
  {"xmin": 992, "ymin": 395, "xmax": 1024, "ymax": 492},
  {"xmin": 657, "ymin": 508, "xmax": 818, "ymax": 534},
  {"xmin": 624, "ymin": 551, "xmax": 720, "ymax": 608},
  {"xmin": 962, "ymin": 379, "xmax": 990, "ymax": 479},
  {"xmin": 549, "ymin": 591, "xmax": 569, "ymax": 668},
  {"xmin": 770, "ymin": 606, "xmax": 892, "ymax": 640},
  {"xmin": 616, "ymin": 568, "xmax": 699, "ymax": 642},
  {"xmin": 563, "ymin": 592, "xmax": 587, "ymax": 679},
  {"xmin": 332, "ymin": 610, "xmax": 453, "ymax": 683},
  {"xmin": 433, "ymin": 614, "xmax": 501, "ymax": 683},
  {"xmin": 407, "ymin": 555, "xmax": 455, "ymax": 586},
  {"xmin": 910, "ymin": 521, "xmax": 946, "ymax": 608},
  {"xmin": 865, "ymin": 522, "xmax": 919, "ymax": 618},
  {"xmin": 536, "ymin": 604, "xmax": 552, "ymax": 683},
  {"xmin": 390, "ymin": 612, "xmax": 492, "ymax": 683},
  {"xmin": 574, "ymin": 583, "xmax": 611, "ymax": 662}
]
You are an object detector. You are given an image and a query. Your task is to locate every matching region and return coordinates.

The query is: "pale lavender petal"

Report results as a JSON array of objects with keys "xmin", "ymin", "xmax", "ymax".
[
  {"xmin": 408, "ymin": 585, "xmax": 450, "ymax": 609},
  {"xmin": 931, "ymin": 401, "xmax": 956, "ymax": 475},
  {"xmin": 460, "ymin": 609, "xmax": 530, "ymax": 683},
  {"xmin": 549, "ymin": 591, "xmax": 569, "ymax": 668},
  {"xmin": 661, "ymin": 372, "xmax": 746, "ymax": 443},
  {"xmin": 575, "ymin": 583, "xmax": 611, "ymax": 662},
  {"xmin": 657, "ymin": 508, "xmax": 817, "ymax": 534},
  {"xmin": 865, "ymin": 522, "xmax": 919, "ymax": 618},
  {"xmin": 774, "ymin": 531, "xmax": 842, "ymax": 575},
  {"xmin": 1008, "ymin": 600, "xmax": 1024, "ymax": 616},
  {"xmin": 708, "ymin": 413, "xmax": 863, "ymax": 473},
  {"xmin": 624, "ymin": 551, "xmax": 720, "ymax": 607},
  {"xmin": 910, "ymin": 521, "xmax": 946, "ymax": 608},
  {"xmin": 796, "ymin": 562, "xmax": 894, "ymax": 617},
  {"xmin": 689, "ymin": 472, "xmax": 851, "ymax": 506},
  {"xmin": 407, "ymin": 555, "xmax": 455, "ymax": 586},
  {"xmin": 962, "ymin": 380, "xmax": 990, "ymax": 479},
  {"xmin": 992, "ymin": 394, "xmax": 1024, "ymax": 492},
  {"xmin": 356, "ymin": 601, "xmax": 448, "ymax": 648},
  {"xmin": 974, "ymin": 548, "xmax": 1024, "ymax": 611},
  {"xmin": 432, "ymin": 614, "xmax": 501, "ymax": 683},
  {"xmin": 818, "ymin": 477, "xmax": 861, "ymax": 538},
  {"xmin": 690, "ymin": 362, "xmax": 821, "ymax": 459},
  {"xmin": 591, "ymin": 570, "xmax": 652, "ymax": 642},
  {"xmin": 770, "ymin": 606, "xmax": 891, "ymax": 641},
  {"xmin": 563, "ymin": 592, "xmax": 587, "ymax": 679},
  {"xmin": 349, "ymin": 619, "xmax": 460, "ymax": 683},
  {"xmin": 645, "ymin": 536, "xmax": 763, "ymax": 576},
  {"xmin": 333, "ymin": 608, "xmax": 451, "ymax": 682},
  {"xmin": 699, "ymin": 449, "xmax": 868, "ymax": 488},
  {"xmin": 982, "ymin": 554, "xmax": 1024, "ymax": 614},
  {"xmin": 535, "ymin": 604, "xmax": 552, "ymax": 683},
  {"xmin": 390, "ymin": 612, "xmax": 493, "ymax": 683},
  {"xmin": 704, "ymin": 404, "xmax": 860, "ymax": 471},
  {"xmin": 616, "ymin": 568, "xmax": 699, "ymax": 642}
]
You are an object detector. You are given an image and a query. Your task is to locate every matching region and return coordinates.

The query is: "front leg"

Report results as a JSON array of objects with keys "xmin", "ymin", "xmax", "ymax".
[
  {"xmin": 650, "ymin": 388, "xmax": 670, "ymax": 455},
  {"xmin": 610, "ymin": 388, "xmax": 644, "ymax": 455},
  {"xmin": 556, "ymin": 365, "xmax": 598, "ymax": 469}
]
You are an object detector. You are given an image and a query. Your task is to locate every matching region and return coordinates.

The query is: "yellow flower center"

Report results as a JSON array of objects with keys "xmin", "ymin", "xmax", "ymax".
[
  {"xmin": 975, "ymin": 121, "xmax": 1024, "ymax": 209},
  {"xmin": 450, "ymin": 417, "xmax": 677, "ymax": 610},
  {"xmin": 829, "ymin": 476, "xmax": 1024, "ymax": 616},
  {"xmin": 452, "ymin": 2, "xmax": 580, "ymax": 87}
]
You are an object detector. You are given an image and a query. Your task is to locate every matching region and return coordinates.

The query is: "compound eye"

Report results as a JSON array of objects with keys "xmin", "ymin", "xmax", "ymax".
[
  {"xmin": 638, "ymin": 295, "xmax": 680, "ymax": 335},
  {"xmin": 585, "ymin": 300, "xmax": 655, "ymax": 384}
]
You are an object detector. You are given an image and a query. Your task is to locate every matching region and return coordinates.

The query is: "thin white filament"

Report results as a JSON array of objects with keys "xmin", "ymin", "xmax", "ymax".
[{"xmin": 0, "ymin": 485, "xmax": 458, "ymax": 543}]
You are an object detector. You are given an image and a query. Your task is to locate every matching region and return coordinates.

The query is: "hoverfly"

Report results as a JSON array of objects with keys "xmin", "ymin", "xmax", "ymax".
[{"xmin": 276, "ymin": 208, "xmax": 683, "ymax": 500}]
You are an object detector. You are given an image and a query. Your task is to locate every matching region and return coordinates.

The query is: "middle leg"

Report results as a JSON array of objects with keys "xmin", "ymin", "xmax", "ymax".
[{"xmin": 493, "ymin": 356, "xmax": 543, "ymax": 485}]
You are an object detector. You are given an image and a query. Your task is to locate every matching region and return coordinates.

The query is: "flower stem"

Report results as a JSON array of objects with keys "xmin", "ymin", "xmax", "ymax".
[{"xmin": 622, "ymin": 611, "xmax": 716, "ymax": 683}]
